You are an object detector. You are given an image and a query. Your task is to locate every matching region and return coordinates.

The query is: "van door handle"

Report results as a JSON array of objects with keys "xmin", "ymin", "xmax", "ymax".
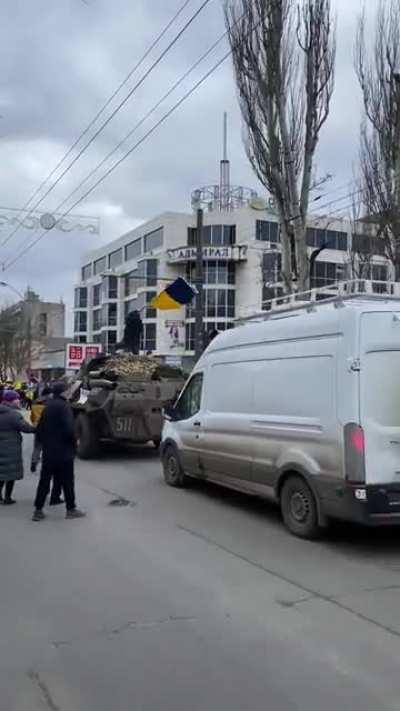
[{"xmin": 193, "ymin": 421, "xmax": 201, "ymax": 427}]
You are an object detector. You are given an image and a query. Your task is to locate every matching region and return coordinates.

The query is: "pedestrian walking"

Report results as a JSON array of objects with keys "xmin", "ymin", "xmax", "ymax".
[
  {"xmin": 0, "ymin": 390, "xmax": 35, "ymax": 505},
  {"xmin": 32, "ymin": 382, "xmax": 85, "ymax": 521}
]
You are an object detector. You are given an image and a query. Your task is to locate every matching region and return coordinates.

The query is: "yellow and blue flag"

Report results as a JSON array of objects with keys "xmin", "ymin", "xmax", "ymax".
[{"xmin": 150, "ymin": 277, "xmax": 196, "ymax": 311}]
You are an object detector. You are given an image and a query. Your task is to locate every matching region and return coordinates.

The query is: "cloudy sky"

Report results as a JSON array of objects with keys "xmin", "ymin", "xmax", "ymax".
[{"xmin": 0, "ymin": 0, "xmax": 380, "ymax": 325}]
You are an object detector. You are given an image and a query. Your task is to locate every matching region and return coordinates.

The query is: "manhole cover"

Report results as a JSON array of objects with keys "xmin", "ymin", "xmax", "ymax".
[{"xmin": 108, "ymin": 498, "xmax": 130, "ymax": 507}]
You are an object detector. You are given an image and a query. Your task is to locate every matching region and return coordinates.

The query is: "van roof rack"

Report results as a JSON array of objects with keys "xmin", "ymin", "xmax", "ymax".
[{"xmin": 237, "ymin": 280, "xmax": 400, "ymax": 323}]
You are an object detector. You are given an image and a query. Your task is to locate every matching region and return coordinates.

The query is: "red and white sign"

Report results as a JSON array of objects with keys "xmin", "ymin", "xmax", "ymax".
[{"xmin": 66, "ymin": 343, "xmax": 102, "ymax": 370}]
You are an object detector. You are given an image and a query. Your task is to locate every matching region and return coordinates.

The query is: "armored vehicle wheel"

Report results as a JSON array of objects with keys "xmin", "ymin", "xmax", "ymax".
[{"xmin": 76, "ymin": 413, "xmax": 99, "ymax": 460}]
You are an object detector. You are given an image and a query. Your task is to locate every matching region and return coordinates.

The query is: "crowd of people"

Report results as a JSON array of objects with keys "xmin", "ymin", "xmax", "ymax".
[{"xmin": 0, "ymin": 382, "xmax": 85, "ymax": 522}]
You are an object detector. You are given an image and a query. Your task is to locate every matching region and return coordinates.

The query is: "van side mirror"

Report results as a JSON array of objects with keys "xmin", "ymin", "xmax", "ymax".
[{"xmin": 163, "ymin": 404, "xmax": 179, "ymax": 422}]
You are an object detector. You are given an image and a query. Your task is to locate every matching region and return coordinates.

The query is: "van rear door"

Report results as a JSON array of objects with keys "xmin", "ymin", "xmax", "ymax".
[{"xmin": 360, "ymin": 312, "xmax": 400, "ymax": 485}]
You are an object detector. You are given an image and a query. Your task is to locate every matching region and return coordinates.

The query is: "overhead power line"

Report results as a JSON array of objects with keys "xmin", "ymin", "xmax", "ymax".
[
  {"xmin": 0, "ymin": 0, "xmax": 211, "ymax": 251},
  {"xmin": 41, "ymin": 29, "xmax": 231, "ymax": 216},
  {"xmin": 4, "ymin": 51, "xmax": 231, "ymax": 271}
]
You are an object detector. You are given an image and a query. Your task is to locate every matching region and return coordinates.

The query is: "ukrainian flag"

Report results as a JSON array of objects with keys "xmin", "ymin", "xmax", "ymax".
[{"xmin": 150, "ymin": 277, "xmax": 196, "ymax": 310}]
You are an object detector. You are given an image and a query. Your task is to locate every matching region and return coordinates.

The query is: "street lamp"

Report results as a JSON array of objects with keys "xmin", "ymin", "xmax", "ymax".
[{"xmin": 0, "ymin": 281, "xmax": 32, "ymax": 376}]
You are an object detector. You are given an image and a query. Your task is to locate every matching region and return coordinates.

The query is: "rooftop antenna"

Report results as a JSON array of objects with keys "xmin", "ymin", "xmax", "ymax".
[{"xmin": 220, "ymin": 112, "xmax": 231, "ymax": 211}]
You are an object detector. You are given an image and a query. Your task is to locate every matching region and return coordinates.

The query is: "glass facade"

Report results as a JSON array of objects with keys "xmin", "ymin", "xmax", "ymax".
[
  {"xmin": 352, "ymin": 233, "xmax": 386, "ymax": 257},
  {"xmin": 92, "ymin": 309, "xmax": 102, "ymax": 331},
  {"xmin": 104, "ymin": 275, "xmax": 118, "ymax": 299},
  {"xmin": 262, "ymin": 252, "xmax": 282, "ymax": 284},
  {"xmin": 188, "ymin": 225, "xmax": 236, "ymax": 247},
  {"xmin": 306, "ymin": 228, "xmax": 347, "ymax": 251},
  {"xmin": 81, "ymin": 264, "xmax": 92, "ymax": 281},
  {"xmin": 185, "ymin": 322, "xmax": 233, "ymax": 352},
  {"xmin": 256, "ymin": 220, "xmax": 280, "ymax": 243},
  {"xmin": 255, "ymin": 221, "xmax": 348, "ymax": 252},
  {"xmin": 92, "ymin": 283, "xmax": 101, "ymax": 307},
  {"xmin": 101, "ymin": 303, "xmax": 118, "ymax": 327},
  {"xmin": 74, "ymin": 311, "xmax": 87, "ymax": 333},
  {"xmin": 93, "ymin": 256, "xmax": 107, "ymax": 276},
  {"xmin": 125, "ymin": 260, "xmax": 158, "ymax": 296},
  {"xmin": 109, "ymin": 248, "xmax": 123, "ymax": 269},
  {"xmin": 186, "ymin": 261, "xmax": 235, "ymax": 285},
  {"xmin": 125, "ymin": 238, "xmax": 142, "ymax": 262},
  {"xmin": 141, "ymin": 323, "xmax": 157, "ymax": 353},
  {"xmin": 101, "ymin": 330, "xmax": 118, "ymax": 352},
  {"xmin": 312, "ymin": 261, "xmax": 340, "ymax": 287},
  {"xmin": 144, "ymin": 228, "xmax": 163, "ymax": 253},
  {"xmin": 187, "ymin": 289, "xmax": 235, "ymax": 320},
  {"xmin": 75, "ymin": 287, "xmax": 87, "ymax": 308}
]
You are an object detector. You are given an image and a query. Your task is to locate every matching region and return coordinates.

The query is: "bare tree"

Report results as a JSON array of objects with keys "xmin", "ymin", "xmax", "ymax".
[
  {"xmin": 225, "ymin": 0, "xmax": 336, "ymax": 291},
  {"xmin": 0, "ymin": 305, "xmax": 33, "ymax": 379},
  {"xmin": 355, "ymin": 0, "xmax": 400, "ymax": 277}
]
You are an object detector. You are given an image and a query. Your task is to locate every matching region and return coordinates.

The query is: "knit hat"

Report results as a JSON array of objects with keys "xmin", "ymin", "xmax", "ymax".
[{"xmin": 3, "ymin": 390, "xmax": 20, "ymax": 403}]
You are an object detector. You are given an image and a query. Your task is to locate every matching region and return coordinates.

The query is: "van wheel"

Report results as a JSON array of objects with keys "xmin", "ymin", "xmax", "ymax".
[
  {"xmin": 76, "ymin": 414, "xmax": 99, "ymax": 460},
  {"xmin": 280, "ymin": 475, "xmax": 319, "ymax": 539},
  {"xmin": 163, "ymin": 446, "xmax": 186, "ymax": 487}
]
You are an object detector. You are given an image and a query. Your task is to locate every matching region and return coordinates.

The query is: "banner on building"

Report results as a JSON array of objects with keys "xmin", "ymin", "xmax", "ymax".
[
  {"xmin": 165, "ymin": 320, "xmax": 185, "ymax": 350},
  {"xmin": 66, "ymin": 343, "xmax": 102, "ymax": 370}
]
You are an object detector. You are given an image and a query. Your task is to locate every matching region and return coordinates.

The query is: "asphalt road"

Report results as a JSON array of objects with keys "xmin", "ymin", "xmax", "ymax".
[{"xmin": 2, "ymin": 442, "xmax": 400, "ymax": 711}]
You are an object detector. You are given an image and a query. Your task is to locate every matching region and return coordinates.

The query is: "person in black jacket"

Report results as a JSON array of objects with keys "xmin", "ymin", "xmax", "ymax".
[{"xmin": 32, "ymin": 383, "xmax": 85, "ymax": 522}]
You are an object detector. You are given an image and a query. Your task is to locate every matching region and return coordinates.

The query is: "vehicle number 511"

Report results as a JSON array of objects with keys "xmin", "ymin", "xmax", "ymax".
[{"xmin": 115, "ymin": 417, "xmax": 136, "ymax": 434}]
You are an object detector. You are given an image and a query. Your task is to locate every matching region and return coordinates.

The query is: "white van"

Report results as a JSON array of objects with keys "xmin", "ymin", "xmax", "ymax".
[{"xmin": 161, "ymin": 285, "xmax": 400, "ymax": 538}]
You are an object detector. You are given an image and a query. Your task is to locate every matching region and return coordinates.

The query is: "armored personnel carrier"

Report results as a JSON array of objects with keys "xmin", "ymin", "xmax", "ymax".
[{"xmin": 68, "ymin": 354, "xmax": 185, "ymax": 459}]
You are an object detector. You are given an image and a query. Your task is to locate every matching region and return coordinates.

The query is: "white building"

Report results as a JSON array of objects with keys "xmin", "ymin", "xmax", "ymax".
[{"xmin": 73, "ymin": 133, "xmax": 390, "ymax": 367}]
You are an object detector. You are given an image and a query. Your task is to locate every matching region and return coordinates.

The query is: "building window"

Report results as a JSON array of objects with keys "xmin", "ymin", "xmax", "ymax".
[
  {"xmin": 108, "ymin": 276, "xmax": 118, "ymax": 299},
  {"xmin": 352, "ymin": 233, "xmax": 386, "ymax": 257},
  {"xmin": 38, "ymin": 313, "xmax": 48, "ymax": 337},
  {"xmin": 93, "ymin": 309, "xmax": 102, "ymax": 331},
  {"xmin": 262, "ymin": 285, "xmax": 285, "ymax": 310},
  {"xmin": 75, "ymin": 287, "xmax": 87, "ymax": 308},
  {"xmin": 256, "ymin": 220, "xmax": 280, "ymax": 243},
  {"xmin": 263, "ymin": 252, "xmax": 282, "ymax": 285},
  {"xmin": 92, "ymin": 283, "xmax": 101, "ymax": 307},
  {"xmin": 125, "ymin": 238, "xmax": 142, "ymax": 262},
  {"xmin": 125, "ymin": 260, "xmax": 158, "ymax": 295},
  {"xmin": 186, "ymin": 261, "xmax": 235, "ymax": 285},
  {"xmin": 312, "ymin": 261, "xmax": 340, "ymax": 288},
  {"xmin": 199, "ymin": 289, "xmax": 235, "ymax": 319},
  {"xmin": 109, "ymin": 248, "xmax": 123, "ymax": 269},
  {"xmin": 92, "ymin": 334, "xmax": 102, "ymax": 344},
  {"xmin": 81, "ymin": 264, "xmax": 92, "ymax": 281},
  {"xmin": 185, "ymin": 323, "xmax": 195, "ymax": 351},
  {"xmin": 144, "ymin": 228, "xmax": 163, "ymax": 253},
  {"xmin": 74, "ymin": 311, "xmax": 87, "ymax": 333},
  {"xmin": 102, "ymin": 330, "xmax": 118, "ymax": 352},
  {"xmin": 141, "ymin": 323, "xmax": 157, "ymax": 353},
  {"xmin": 188, "ymin": 225, "xmax": 236, "ymax": 247},
  {"xmin": 102, "ymin": 275, "xmax": 118, "ymax": 300},
  {"xmin": 108, "ymin": 303, "xmax": 117, "ymax": 327},
  {"xmin": 102, "ymin": 303, "xmax": 118, "ymax": 328},
  {"xmin": 93, "ymin": 256, "xmax": 107, "ymax": 276},
  {"xmin": 146, "ymin": 259, "xmax": 158, "ymax": 287},
  {"xmin": 306, "ymin": 228, "xmax": 348, "ymax": 251},
  {"xmin": 145, "ymin": 291, "xmax": 157, "ymax": 319}
]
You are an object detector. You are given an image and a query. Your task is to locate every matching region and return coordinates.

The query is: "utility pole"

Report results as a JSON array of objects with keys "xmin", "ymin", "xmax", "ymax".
[{"xmin": 194, "ymin": 207, "xmax": 205, "ymax": 360}]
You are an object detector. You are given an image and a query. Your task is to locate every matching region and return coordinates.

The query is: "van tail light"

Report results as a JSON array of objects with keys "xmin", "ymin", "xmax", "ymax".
[{"xmin": 344, "ymin": 423, "xmax": 366, "ymax": 483}]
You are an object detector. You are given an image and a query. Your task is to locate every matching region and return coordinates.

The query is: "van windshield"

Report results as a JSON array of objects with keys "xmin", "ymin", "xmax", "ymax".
[{"xmin": 363, "ymin": 351, "xmax": 400, "ymax": 427}]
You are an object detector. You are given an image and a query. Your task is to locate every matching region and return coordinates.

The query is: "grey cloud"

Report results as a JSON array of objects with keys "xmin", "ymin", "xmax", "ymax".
[{"xmin": 0, "ymin": 0, "xmax": 384, "ymax": 321}]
